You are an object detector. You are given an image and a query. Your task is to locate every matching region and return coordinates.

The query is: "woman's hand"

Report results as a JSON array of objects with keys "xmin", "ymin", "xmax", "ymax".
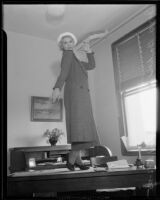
[{"xmin": 52, "ymin": 88, "xmax": 61, "ymax": 103}]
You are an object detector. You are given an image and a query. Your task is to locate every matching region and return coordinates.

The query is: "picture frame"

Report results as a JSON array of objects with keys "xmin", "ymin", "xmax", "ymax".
[{"xmin": 31, "ymin": 96, "xmax": 63, "ymax": 122}]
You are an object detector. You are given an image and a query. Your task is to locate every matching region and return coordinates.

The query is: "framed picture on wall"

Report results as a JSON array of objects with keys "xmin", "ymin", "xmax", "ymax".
[{"xmin": 31, "ymin": 96, "xmax": 63, "ymax": 122}]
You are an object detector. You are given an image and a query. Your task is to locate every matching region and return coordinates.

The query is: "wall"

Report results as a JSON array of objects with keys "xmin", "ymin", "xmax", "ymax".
[
  {"xmin": 93, "ymin": 6, "xmax": 156, "ymax": 163},
  {"xmin": 7, "ymin": 31, "xmax": 68, "ymax": 148}
]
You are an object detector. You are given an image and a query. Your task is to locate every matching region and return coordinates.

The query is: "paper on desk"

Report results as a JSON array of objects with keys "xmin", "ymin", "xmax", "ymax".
[
  {"xmin": 93, "ymin": 167, "xmax": 107, "ymax": 172},
  {"xmin": 107, "ymin": 159, "xmax": 129, "ymax": 169}
]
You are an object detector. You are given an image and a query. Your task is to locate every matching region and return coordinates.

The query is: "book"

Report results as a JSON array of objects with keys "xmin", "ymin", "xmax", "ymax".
[{"xmin": 107, "ymin": 159, "xmax": 129, "ymax": 169}]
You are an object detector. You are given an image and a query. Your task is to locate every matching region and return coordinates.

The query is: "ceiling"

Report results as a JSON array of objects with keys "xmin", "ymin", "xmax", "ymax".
[{"xmin": 3, "ymin": 4, "xmax": 155, "ymax": 43}]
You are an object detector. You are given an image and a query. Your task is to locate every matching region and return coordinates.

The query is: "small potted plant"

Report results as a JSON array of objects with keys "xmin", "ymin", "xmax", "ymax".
[{"xmin": 43, "ymin": 128, "xmax": 64, "ymax": 146}]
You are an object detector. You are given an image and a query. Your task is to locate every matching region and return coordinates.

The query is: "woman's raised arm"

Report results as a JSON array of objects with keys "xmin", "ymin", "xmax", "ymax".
[{"xmin": 75, "ymin": 30, "xmax": 109, "ymax": 50}]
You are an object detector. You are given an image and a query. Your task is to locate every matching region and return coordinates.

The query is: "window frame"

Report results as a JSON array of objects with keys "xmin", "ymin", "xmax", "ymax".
[{"xmin": 112, "ymin": 17, "xmax": 156, "ymax": 156}]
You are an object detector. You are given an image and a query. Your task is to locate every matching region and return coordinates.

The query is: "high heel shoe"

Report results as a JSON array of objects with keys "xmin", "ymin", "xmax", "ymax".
[
  {"xmin": 74, "ymin": 163, "xmax": 90, "ymax": 170},
  {"xmin": 66, "ymin": 162, "xmax": 75, "ymax": 171}
]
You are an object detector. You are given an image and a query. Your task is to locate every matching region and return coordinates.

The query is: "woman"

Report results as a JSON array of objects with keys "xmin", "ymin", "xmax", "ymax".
[{"xmin": 52, "ymin": 31, "xmax": 107, "ymax": 170}]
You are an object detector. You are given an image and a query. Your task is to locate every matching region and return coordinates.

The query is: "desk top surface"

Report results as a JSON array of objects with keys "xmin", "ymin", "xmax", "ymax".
[{"xmin": 8, "ymin": 166, "xmax": 156, "ymax": 181}]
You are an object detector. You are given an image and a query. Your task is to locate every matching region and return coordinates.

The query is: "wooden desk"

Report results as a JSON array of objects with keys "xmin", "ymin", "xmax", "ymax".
[
  {"xmin": 7, "ymin": 167, "xmax": 156, "ymax": 197},
  {"xmin": 9, "ymin": 145, "xmax": 71, "ymax": 172}
]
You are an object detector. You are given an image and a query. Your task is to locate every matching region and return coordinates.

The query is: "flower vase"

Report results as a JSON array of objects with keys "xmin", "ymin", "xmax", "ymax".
[{"xmin": 49, "ymin": 138, "xmax": 57, "ymax": 146}]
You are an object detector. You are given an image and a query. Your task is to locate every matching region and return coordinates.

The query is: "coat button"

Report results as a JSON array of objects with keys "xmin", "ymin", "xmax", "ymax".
[
  {"xmin": 88, "ymin": 89, "xmax": 90, "ymax": 92},
  {"xmin": 80, "ymin": 86, "xmax": 83, "ymax": 89}
]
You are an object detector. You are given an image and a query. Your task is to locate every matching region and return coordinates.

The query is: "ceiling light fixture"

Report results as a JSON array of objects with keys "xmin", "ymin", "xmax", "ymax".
[{"xmin": 46, "ymin": 5, "xmax": 66, "ymax": 18}]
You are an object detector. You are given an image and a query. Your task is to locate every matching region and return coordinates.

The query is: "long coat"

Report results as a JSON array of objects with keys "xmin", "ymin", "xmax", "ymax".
[{"xmin": 54, "ymin": 50, "xmax": 99, "ymax": 144}]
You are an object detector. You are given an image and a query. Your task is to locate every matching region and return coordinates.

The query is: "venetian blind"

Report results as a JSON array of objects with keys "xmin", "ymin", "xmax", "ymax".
[{"xmin": 112, "ymin": 18, "xmax": 156, "ymax": 91}]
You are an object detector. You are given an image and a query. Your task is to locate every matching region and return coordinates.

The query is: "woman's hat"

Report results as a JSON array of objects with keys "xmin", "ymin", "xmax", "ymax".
[{"xmin": 57, "ymin": 32, "xmax": 77, "ymax": 45}]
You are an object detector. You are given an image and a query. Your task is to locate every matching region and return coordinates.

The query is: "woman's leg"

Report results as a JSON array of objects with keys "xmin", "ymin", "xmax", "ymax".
[
  {"xmin": 75, "ymin": 150, "xmax": 84, "ymax": 165},
  {"xmin": 66, "ymin": 150, "xmax": 79, "ymax": 171},
  {"xmin": 75, "ymin": 150, "xmax": 90, "ymax": 170},
  {"xmin": 68, "ymin": 150, "xmax": 78, "ymax": 164}
]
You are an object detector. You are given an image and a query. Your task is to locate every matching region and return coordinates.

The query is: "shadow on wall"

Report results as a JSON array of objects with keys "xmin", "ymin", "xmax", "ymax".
[{"xmin": 50, "ymin": 60, "xmax": 61, "ymax": 78}]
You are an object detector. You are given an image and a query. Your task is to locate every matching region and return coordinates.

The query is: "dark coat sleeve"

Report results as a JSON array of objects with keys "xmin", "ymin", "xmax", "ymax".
[
  {"xmin": 81, "ymin": 52, "xmax": 96, "ymax": 70},
  {"xmin": 53, "ymin": 50, "xmax": 73, "ymax": 90}
]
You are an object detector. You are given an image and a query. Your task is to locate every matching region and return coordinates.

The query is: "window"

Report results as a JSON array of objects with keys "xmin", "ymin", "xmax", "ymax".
[
  {"xmin": 123, "ymin": 81, "xmax": 156, "ymax": 150},
  {"xmin": 112, "ymin": 18, "xmax": 156, "ymax": 155}
]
